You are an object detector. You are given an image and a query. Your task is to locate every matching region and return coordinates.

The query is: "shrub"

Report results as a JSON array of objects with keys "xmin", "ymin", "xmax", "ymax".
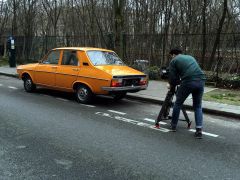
[
  {"xmin": 217, "ymin": 74, "xmax": 240, "ymax": 89},
  {"xmin": 205, "ymin": 71, "xmax": 240, "ymax": 89},
  {"xmin": 148, "ymin": 66, "xmax": 160, "ymax": 80}
]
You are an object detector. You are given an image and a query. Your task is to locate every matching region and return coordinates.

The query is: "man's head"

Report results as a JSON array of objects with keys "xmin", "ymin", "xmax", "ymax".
[{"xmin": 169, "ymin": 47, "xmax": 183, "ymax": 56}]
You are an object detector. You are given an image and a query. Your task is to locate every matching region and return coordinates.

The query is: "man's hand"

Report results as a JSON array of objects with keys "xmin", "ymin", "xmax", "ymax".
[{"xmin": 167, "ymin": 83, "xmax": 171, "ymax": 89}]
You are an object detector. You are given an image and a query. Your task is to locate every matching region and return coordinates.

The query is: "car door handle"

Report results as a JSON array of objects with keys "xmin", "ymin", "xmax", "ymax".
[
  {"xmin": 72, "ymin": 68, "xmax": 79, "ymax": 71},
  {"xmin": 51, "ymin": 66, "xmax": 57, "ymax": 69}
]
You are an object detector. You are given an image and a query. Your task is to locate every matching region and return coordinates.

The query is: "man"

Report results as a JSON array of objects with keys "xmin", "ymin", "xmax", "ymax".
[{"xmin": 168, "ymin": 47, "xmax": 206, "ymax": 139}]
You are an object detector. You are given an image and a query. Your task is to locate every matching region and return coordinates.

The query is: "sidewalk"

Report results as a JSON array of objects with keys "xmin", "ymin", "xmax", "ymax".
[{"xmin": 0, "ymin": 65, "xmax": 239, "ymax": 119}]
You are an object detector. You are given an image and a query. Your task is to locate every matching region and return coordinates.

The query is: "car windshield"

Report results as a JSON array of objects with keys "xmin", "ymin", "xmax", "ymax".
[{"xmin": 87, "ymin": 50, "xmax": 124, "ymax": 66}]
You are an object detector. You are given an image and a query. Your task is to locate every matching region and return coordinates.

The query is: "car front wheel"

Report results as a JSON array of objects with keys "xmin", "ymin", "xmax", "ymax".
[
  {"xmin": 23, "ymin": 76, "xmax": 36, "ymax": 92},
  {"xmin": 76, "ymin": 85, "xmax": 93, "ymax": 104}
]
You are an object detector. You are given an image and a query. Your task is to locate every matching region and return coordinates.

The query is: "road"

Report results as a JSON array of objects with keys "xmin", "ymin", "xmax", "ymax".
[{"xmin": 0, "ymin": 75, "xmax": 240, "ymax": 180}]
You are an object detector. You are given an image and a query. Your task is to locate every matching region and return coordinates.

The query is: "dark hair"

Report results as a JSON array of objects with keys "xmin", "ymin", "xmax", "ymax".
[{"xmin": 169, "ymin": 47, "xmax": 183, "ymax": 55}]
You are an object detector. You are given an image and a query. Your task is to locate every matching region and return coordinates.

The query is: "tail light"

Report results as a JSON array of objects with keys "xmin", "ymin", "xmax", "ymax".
[
  {"xmin": 140, "ymin": 77, "xmax": 147, "ymax": 85},
  {"xmin": 111, "ymin": 78, "xmax": 123, "ymax": 87}
]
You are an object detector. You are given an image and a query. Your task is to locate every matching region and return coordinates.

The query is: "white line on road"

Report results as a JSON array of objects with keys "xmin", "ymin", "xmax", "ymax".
[
  {"xmin": 95, "ymin": 112, "xmax": 170, "ymax": 133},
  {"xmin": 108, "ymin": 110, "xmax": 126, "ymax": 115},
  {"xmin": 56, "ymin": 98, "xmax": 69, "ymax": 102},
  {"xmin": 8, "ymin": 86, "xmax": 18, "ymax": 89},
  {"xmin": 0, "ymin": 84, "xmax": 2, "ymax": 86},
  {"xmin": 42, "ymin": 94, "xmax": 53, "ymax": 98},
  {"xmin": 80, "ymin": 104, "xmax": 96, "ymax": 108},
  {"xmin": 144, "ymin": 118, "xmax": 167, "ymax": 125},
  {"xmin": 189, "ymin": 129, "xmax": 219, "ymax": 138}
]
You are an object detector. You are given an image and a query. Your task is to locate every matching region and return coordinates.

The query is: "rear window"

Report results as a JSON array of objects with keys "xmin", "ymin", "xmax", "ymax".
[{"xmin": 87, "ymin": 50, "xmax": 124, "ymax": 66}]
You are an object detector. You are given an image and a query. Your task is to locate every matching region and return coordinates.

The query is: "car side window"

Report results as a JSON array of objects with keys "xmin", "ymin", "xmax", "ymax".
[
  {"xmin": 42, "ymin": 50, "xmax": 60, "ymax": 64},
  {"xmin": 61, "ymin": 51, "xmax": 79, "ymax": 66}
]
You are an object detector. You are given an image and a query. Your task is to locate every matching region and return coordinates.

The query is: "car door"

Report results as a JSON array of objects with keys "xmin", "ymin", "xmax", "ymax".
[
  {"xmin": 34, "ymin": 50, "xmax": 61, "ymax": 87},
  {"xmin": 55, "ymin": 50, "xmax": 80, "ymax": 90}
]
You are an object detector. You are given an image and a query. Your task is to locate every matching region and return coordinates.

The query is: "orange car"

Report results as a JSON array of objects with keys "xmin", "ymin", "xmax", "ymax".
[{"xmin": 17, "ymin": 47, "xmax": 148, "ymax": 103}]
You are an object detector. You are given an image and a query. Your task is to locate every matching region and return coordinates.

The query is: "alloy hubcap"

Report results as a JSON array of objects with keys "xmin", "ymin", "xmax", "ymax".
[
  {"xmin": 25, "ymin": 79, "xmax": 32, "ymax": 90},
  {"xmin": 78, "ymin": 88, "xmax": 88, "ymax": 101}
]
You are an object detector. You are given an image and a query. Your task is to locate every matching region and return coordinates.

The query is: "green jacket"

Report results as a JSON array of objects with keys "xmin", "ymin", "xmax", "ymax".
[{"xmin": 169, "ymin": 54, "xmax": 206, "ymax": 86}]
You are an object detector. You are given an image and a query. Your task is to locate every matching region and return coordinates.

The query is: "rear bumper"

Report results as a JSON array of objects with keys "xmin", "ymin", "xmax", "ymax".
[{"xmin": 102, "ymin": 85, "xmax": 147, "ymax": 92}]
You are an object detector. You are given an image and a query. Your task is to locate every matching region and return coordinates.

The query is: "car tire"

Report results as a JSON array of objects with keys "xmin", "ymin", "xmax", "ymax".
[
  {"xmin": 113, "ymin": 92, "xmax": 127, "ymax": 101},
  {"xmin": 23, "ymin": 76, "xmax": 36, "ymax": 92},
  {"xmin": 76, "ymin": 84, "xmax": 93, "ymax": 104}
]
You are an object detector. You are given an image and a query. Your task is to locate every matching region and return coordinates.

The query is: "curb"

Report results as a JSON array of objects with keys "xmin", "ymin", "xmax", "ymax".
[
  {"xmin": 0, "ymin": 72, "xmax": 18, "ymax": 78},
  {"xmin": 126, "ymin": 95, "xmax": 240, "ymax": 120}
]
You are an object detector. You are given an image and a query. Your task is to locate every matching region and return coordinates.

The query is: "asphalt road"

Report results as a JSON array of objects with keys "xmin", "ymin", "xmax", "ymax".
[{"xmin": 0, "ymin": 75, "xmax": 240, "ymax": 180}]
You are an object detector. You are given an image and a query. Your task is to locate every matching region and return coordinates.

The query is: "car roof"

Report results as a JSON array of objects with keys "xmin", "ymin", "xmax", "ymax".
[{"xmin": 53, "ymin": 47, "xmax": 113, "ymax": 52}]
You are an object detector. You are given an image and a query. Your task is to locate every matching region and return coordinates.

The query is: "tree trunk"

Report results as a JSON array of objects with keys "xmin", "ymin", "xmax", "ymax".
[
  {"xmin": 201, "ymin": 0, "xmax": 207, "ymax": 69},
  {"xmin": 113, "ymin": 0, "xmax": 125, "ymax": 58},
  {"xmin": 209, "ymin": 0, "xmax": 228, "ymax": 65}
]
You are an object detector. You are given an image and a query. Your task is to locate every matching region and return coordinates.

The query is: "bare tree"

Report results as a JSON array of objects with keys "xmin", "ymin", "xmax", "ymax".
[
  {"xmin": 201, "ymin": 0, "xmax": 207, "ymax": 69},
  {"xmin": 42, "ymin": 0, "xmax": 63, "ymax": 36},
  {"xmin": 113, "ymin": 0, "xmax": 125, "ymax": 58},
  {"xmin": 210, "ymin": 0, "xmax": 228, "ymax": 64}
]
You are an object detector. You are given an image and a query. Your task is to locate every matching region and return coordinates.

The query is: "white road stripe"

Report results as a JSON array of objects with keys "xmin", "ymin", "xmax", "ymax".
[
  {"xmin": 96, "ymin": 112, "xmax": 169, "ymax": 132},
  {"xmin": 189, "ymin": 129, "xmax": 219, "ymax": 137},
  {"xmin": 8, "ymin": 86, "xmax": 18, "ymax": 89},
  {"xmin": 42, "ymin": 94, "xmax": 53, "ymax": 98},
  {"xmin": 96, "ymin": 112, "xmax": 219, "ymax": 137},
  {"xmin": 0, "ymin": 84, "xmax": 2, "ymax": 86},
  {"xmin": 56, "ymin": 98, "xmax": 69, "ymax": 102},
  {"xmin": 108, "ymin": 110, "xmax": 126, "ymax": 115},
  {"xmin": 144, "ymin": 118, "xmax": 167, "ymax": 125},
  {"xmin": 80, "ymin": 104, "xmax": 95, "ymax": 108}
]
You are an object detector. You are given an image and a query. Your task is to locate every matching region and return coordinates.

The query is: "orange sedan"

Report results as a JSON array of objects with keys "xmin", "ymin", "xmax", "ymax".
[{"xmin": 17, "ymin": 47, "xmax": 148, "ymax": 103}]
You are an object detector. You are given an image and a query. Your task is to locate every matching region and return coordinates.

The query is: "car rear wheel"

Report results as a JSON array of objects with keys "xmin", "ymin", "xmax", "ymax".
[
  {"xmin": 23, "ymin": 76, "xmax": 36, "ymax": 92},
  {"xmin": 113, "ymin": 92, "xmax": 127, "ymax": 101},
  {"xmin": 76, "ymin": 85, "xmax": 93, "ymax": 104}
]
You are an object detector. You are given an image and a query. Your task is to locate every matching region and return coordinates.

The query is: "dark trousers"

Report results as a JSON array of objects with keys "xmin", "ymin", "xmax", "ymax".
[{"xmin": 171, "ymin": 80, "xmax": 205, "ymax": 129}]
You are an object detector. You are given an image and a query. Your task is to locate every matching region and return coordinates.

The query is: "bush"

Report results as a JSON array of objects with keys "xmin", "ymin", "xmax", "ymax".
[
  {"xmin": 148, "ymin": 66, "xmax": 160, "ymax": 80},
  {"xmin": 204, "ymin": 71, "xmax": 240, "ymax": 89},
  {"xmin": 0, "ymin": 57, "xmax": 9, "ymax": 66},
  {"xmin": 217, "ymin": 75, "xmax": 240, "ymax": 89}
]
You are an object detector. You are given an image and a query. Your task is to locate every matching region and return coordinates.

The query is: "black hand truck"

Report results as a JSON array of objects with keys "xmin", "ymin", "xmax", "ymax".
[{"xmin": 155, "ymin": 87, "xmax": 192, "ymax": 129}]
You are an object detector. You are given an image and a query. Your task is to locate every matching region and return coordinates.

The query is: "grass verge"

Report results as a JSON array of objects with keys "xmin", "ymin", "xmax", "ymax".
[
  {"xmin": 203, "ymin": 88, "xmax": 240, "ymax": 106},
  {"xmin": 0, "ymin": 58, "xmax": 8, "ymax": 66}
]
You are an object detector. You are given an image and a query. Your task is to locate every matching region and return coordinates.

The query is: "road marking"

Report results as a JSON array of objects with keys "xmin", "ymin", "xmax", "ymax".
[
  {"xmin": 0, "ymin": 84, "xmax": 2, "ymax": 86},
  {"xmin": 144, "ymin": 118, "xmax": 167, "ymax": 125},
  {"xmin": 189, "ymin": 129, "xmax": 219, "ymax": 137},
  {"xmin": 108, "ymin": 110, "xmax": 126, "ymax": 115},
  {"xmin": 42, "ymin": 94, "xmax": 53, "ymax": 98},
  {"xmin": 8, "ymin": 86, "xmax": 18, "ymax": 89},
  {"xmin": 80, "ymin": 104, "xmax": 95, "ymax": 108},
  {"xmin": 95, "ymin": 112, "xmax": 219, "ymax": 137},
  {"xmin": 56, "ymin": 98, "xmax": 69, "ymax": 102},
  {"xmin": 96, "ymin": 112, "xmax": 170, "ymax": 133}
]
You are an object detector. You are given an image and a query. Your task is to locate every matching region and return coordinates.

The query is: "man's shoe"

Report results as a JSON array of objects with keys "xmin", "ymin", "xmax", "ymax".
[
  {"xmin": 170, "ymin": 125, "xmax": 176, "ymax": 132},
  {"xmin": 194, "ymin": 128, "xmax": 202, "ymax": 139}
]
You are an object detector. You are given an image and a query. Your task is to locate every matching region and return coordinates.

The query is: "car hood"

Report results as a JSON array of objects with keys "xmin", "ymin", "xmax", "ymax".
[{"xmin": 95, "ymin": 65, "xmax": 145, "ymax": 76}]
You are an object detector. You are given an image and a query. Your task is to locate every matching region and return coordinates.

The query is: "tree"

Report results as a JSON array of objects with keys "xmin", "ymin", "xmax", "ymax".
[{"xmin": 210, "ymin": 0, "xmax": 228, "ymax": 64}]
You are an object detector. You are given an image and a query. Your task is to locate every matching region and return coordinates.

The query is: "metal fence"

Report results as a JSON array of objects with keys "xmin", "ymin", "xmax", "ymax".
[{"xmin": 0, "ymin": 33, "xmax": 240, "ymax": 76}]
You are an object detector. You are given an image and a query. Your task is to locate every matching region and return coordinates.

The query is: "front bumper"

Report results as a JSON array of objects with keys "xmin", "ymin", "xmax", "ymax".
[{"xmin": 102, "ymin": 85, "xmax": 147, "ymax": 92}]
